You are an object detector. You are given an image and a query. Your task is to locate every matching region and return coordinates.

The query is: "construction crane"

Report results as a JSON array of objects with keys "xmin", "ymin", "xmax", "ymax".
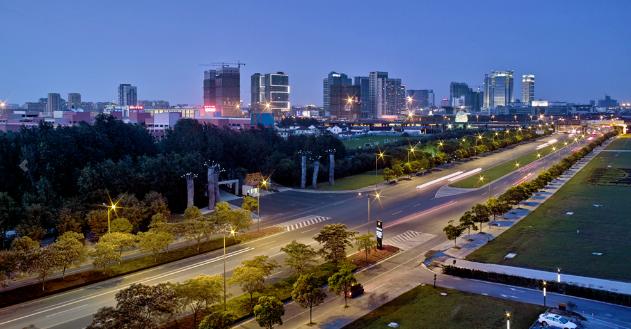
[{"xmin": 199, "ymin": 61, "xmax": 246, "ymax": 69}]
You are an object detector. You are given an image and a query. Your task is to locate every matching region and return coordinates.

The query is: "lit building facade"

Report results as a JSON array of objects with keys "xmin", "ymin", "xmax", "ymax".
[
  {"xmin": 521, "ymin": 74, "xmax": 535, "ymax": 105},
  {"xmin": 483, "ymin": 70, "xmax": 514, "ymax": 110}
]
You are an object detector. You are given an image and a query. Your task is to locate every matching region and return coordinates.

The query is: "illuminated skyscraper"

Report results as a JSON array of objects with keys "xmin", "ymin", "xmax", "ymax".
[
  {"xmin": 483, "ymin": 70, "xmax": 513, "ymax": 109},
  {"xmin": 521, "ymin": 74, "xmax": 535, "ymax": 105},
  {"xmin": 203, "ymin": 65, "xmax": 241, "ymax": 117},
  {"xmin": 323, "ymin": 71, "xmax": 358, "ymax": 120},
  {"xmin": 117, "ymin": 84, "xmax": 137, "ymax": 106},
  {"xmin": 251, "ymin": 72, "xmax": 290, "ymax": 118}
]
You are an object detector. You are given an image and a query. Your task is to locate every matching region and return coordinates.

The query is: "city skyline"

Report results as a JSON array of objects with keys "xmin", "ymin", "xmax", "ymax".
[{"xmin": 1, "ymin": 0, "xmax": 630, "ymax": 106}]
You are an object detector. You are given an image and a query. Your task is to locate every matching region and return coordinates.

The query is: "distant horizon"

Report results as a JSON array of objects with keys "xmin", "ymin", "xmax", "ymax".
[{"xmin": 1, "ymin": 0, "xmax": 630, "ymax": 106}]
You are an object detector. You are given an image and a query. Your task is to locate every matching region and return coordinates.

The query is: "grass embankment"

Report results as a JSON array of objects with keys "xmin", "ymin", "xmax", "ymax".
[
  {"xmin": 318, "ymin": 170, "xmax": 383, "ymax": 191},
  {"xmin": 468, "ymin": 137, "xmax": 631, "ymax": 282},
  {"xmin": 344, "ymin": 285, "xmax": 543, "ymax": 329},
  {"xmin": 451, "ymin": 142, "xmax": 561, "ymax": 188},
  {"xmin": 0, "ymin": 227, "xmax": 283, "ymax": 308}
]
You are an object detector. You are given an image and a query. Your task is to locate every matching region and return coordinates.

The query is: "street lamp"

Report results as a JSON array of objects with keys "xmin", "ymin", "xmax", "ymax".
[
  {"xmin": 407, "ymin": 145, "xmax": 416, "ymax": 165},
  {"xmin": 557, "ymin": 268, "xmax": 561, "ymax": 283},
  {"xmin": 542, "ymin": 280, "xmax": 547, "ymax": 307},
  {"xmin": 375, "ymin": 151, "xmax": 385, "ymax": 183},
  {"xmin": 506, "ymin": 312, "xmax": 511, "ymax": 329},
  {"xmin": 360, "ymin": 191, "xmax": 381, "ymax": 234},
  {"xmin": 257, "ymin": 178, "xmax": 268, "ymax": 231},
  {"xmin": 102, "ymin": 201, "xmax": 118, "ymax": 234},
  {"xmin": 515, "ymin": 162, "xmax": 520, "ymax": 169},
  {"xmin": 223, "ymin": 226, "xmax": 236, "ymax": 311}
]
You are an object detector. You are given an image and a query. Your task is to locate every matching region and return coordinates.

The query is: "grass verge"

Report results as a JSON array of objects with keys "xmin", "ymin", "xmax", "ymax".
[
  {"xmin": 343, "ymin": 285, "xmax": 543, "ymax": 329},
  {"xmin": 467, "ymin": 140, "xmax": 631, "ymax": 281},
  {"xmin": 451, "ymin": 142, "xmax": 561, "ymax": 188}
]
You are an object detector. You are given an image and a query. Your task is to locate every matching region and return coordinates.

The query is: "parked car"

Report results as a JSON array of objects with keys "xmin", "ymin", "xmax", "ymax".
[
  {"xmin": 538, "ymin": 313, "xmax": 578, "ymax": 329},
  {"xmin": 346, "ymin": 283, "xmax": 364, "ymax": 298}
]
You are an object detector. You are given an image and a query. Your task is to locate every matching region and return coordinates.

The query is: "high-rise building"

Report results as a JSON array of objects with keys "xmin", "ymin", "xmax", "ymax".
[
  {"xmin": 203, "ymin": 66, "xmax": 241, "ymax": 117},
  {"xmin": 117, "ymin": 84, "xmax": 138, "ymax": 106},
  {"xmin": 354, "ymin": 76, "xmax": 370, "ymax": 119},
  {"xmin": 369, "ymin": 71, "xmax": 388, "ymax": 118},
  {"xmin": 471, "ymin": 88, "xmax": 483, "ymax": 113},
  {"xmin": 406, "ymin": 90, "xmax": 427, "ymax": 109},
  {"xmin": 46, "ymin": 93, "xmax": 61, "ymax": 116},
  {"xmin": 449, "ymin": 82, "xmax": 472, "ymax": 108},
  {"xmin": 521, "ymin": 74, "xmax": 535, "ymax": 105},
  {"xmin": 251, "ymin": 72, "xmax": 290, "ymax": 118},
  {"xmin": 385, "ymin": 78, "xmax": 406, "ymax": 115},
  {"xmin": 323, "ymin": 72, "xmax": 358, "ymax": 120},
  {"xmin": 67, "ymin": 93, "xmax": 81, "ymax": 109},
  {"xmin": 483, "ymin": 70, "xmax": 514, "ymax": 110}
]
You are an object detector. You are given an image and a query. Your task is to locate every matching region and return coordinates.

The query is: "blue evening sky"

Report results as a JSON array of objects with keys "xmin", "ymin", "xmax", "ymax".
[{"xmin": 1, "ymin": 0, "xmax": 630, "ymax": 106}]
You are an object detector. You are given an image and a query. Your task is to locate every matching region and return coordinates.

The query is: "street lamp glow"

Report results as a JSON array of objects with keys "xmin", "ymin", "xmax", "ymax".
[
  {"xmin": 506, "ymin": 312, "xmax": 511, "ymax": 329},
  {"xmin": 557, "ymin": 268, "xmax": 561, "ymax": 283},
  {"xmin": 515, "ymin": 162, "xmax": 520, "ymax": 168},
  {"xmin": 537, "ymin": 153, "xmax": 541, "ymax": 158}
]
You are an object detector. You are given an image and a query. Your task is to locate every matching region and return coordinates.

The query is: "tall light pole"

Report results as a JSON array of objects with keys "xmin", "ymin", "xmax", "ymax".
[
  {"xmin": 223, "ymin": 226, "xmax": 236, "ymax": 311},
  {"xmin": 257, "ymin": 178, "xmax": 268, "ymax": 232},
  {"xmin": 375, "ymin": 151, "xmax": 385, "ymax": 187},
  {"xmin": 360, "ymin": 191, "xmax": 381, "ymax": 234},
  {"xmin": 479, "ymin": 175, "xmax": 490, "ymax": 197},
  {"xmin": 506, "ymin": 312, "xmax": 511, "ymax": 329},
  {"xmin": 102, "ymin": 201, "xmax": 118, "ymax": 234},
  {"xmin": 542, "ymin": 280, "xmax": 547, "ymax": 307},
  {"xmin": 557, "ymin": 268, "xmax": 561, "ymax": 283}
]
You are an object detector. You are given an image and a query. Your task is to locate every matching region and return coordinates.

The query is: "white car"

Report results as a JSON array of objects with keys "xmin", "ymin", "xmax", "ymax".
[{"xmin": 538, "ymin": 313, "xmax": 578, "ymax": 329}]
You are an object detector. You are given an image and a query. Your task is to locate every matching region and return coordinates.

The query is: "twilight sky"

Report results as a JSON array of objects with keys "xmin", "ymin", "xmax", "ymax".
[{"xmin": 1, "ymin": 0, "xmax": 630, "ymax": 106}]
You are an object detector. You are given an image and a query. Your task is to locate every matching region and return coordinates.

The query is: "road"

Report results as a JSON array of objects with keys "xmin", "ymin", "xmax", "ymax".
[{"xmin": 0, "ymin": 133, "xmax": 589, "ymax": 329}]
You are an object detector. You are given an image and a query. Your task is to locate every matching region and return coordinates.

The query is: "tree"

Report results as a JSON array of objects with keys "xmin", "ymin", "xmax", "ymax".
[
  {"xmin": 0, "ymin": 192, "xmax": 18, "ymax": 248},
  {"xmin": 142, "ymin": 191, "xmax": 170, "ymax": 220},
  {"xmin": 241, "ymin": 255, "xmax": 278, "ymax": 277},
  {"xmin": 173, "ymin": 275, "xmax": 222, "ymax": 326},
  {"xmin": 198, "ymin": 310, "xmax": 235, "ymax": 329},
  {"xmin": 86, "ymin": 209, "xmax": 108, "ymax": 239},
  {"xmin": 471, "ymin": 204, "xmax": 491, "ymax": 232},
  {"xmin": 116, "ymin": 193, "xmax": 145, "ymax": 231},
  {"xmin": 213, "ymin": 202, "xmax": 252, "ymax": 232},
  {"xmin": 100, "ymin": 232, "xmax": 137, "ymax": 258},
  {"xmin": 314, "ymin": 224, "xmax": 356, "ymax": 267},
  {"xmin": 391, "ymin": 163, "xmax": 404, "ymax": 178},
  {"xmin": 0, "ymin": 250, "xmax": 17, "ymax": 285},
  {"xmin": 458, "ymin": 211, "xmax": 478, "ymax": 236},
  {"xmin": 229, "ymin": 265, "xmax": 266, "ymax": 312},
  {"xmin": 443, "ymin": 224, "xmax": 465, "ymax": 247},
  {"xmin": 487, "ymin": 197, "xmax": 511, "ymax": 222},
  {"xmin": 184, "ymin": 206, "xmax": 202, "ymax": 221},
  {"xmin": 253, "ymin": 296, "xmax": 285, "ymax": 329},
  {"xmin": 137, "ymin": 230, "xmax": 173, "ymax": 262},
  {"xmin": 110, "ymin": 217, "xmax": 133, "ymax": 233},
  {"xmin": 88, "ymin": 283, "xmax": 177, "ymax": 329},
  {"xmin": 29, "ymin": 246, "xmax": 62, "ymax": 291},
  {"xmin": 280, "ymin": 240, "xmax": 318, "ymax": 275},
  {"xmin": 56, "ymin": 207, "xmax": 84, "ymax": 235},
  {"xmin": 355, "ymin": 233, "xmax": 376, "ymax": 262},
  {"xmin": 292, "ymin": 273, "xmax": 326, "ymax": 325},
  {"xmin": 10, "ymin": 236, "xmax": 40, "ymax": 274},
  {"xmin": 183, "ymin": 217, "xmax": 214, "ymax": 252},
  {"xmin": 241, "ymin": 195, "xmax": 258, "ymax": 212},
  {"xmin": 383, "ymin": 167, "xmax": 395, "ymax": 181},
  {"xmin": 51, "ymin": 231, "xmax": 86, "ymax": 279},
  {"xmin": 328, "ymin": 265, "xmax": 357, "ymax": 308},
  {"xmin": 91, "ymin": 241, "xmax": 121, "ymax": 272}
]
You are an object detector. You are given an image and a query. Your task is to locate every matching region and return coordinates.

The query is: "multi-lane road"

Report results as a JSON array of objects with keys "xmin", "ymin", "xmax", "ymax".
[{"xmin": 0, "ymin": 133, "xmax": 583, "ymax": 329}]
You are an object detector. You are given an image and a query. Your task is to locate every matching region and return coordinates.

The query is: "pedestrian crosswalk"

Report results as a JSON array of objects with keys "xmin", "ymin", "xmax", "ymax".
[
  {"xmin": 279, "ymin": 215, "xmax": 331, "ymax": 232},
  {"xmin": 384, "ymin": 230, "xmax": 435, "ymax": 250}
]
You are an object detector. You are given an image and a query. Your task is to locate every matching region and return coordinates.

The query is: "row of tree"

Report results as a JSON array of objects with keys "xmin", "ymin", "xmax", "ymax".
[
  {"xmin": 443, "ymin": 131, "xmax": 616, "ymax": 247},
  {"xmin": 383, "ymin": 128, "xmax": 548, "ymax": 181},
  {"xmin": 86, "ymin": 222, "xmax": 371, "ymax": 329}
]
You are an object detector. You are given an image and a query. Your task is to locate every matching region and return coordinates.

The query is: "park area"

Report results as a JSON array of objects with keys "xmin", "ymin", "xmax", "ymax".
[
  {"xmin": 341, "ymin": 134, "xmax": 422, "ymax": 150},
  {"xmin": 451, "ymin": 139, "xmax": 566, "ymax": 188},
  {"xmin": 468, "ymin": 135, "xmax": 631, "ymax": 282},
  {"xmin": 343, "ymin": 285, "xmax": 543, "ymax": 329},
  {"xmin": 318, "ymin": 171, "xmax": 383, "ymax": 191}
]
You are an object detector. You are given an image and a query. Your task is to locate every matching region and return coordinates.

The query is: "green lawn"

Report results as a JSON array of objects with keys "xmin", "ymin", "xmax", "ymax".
[
  {"xmin": 605, "ymin": 134, "xmax": 631, "ymax": 150},
  {"xmin": 451, "ymin": 143, "xmax": 562, "ymax": 188},
  {"xmin": 319, "ymin": 171, "xmax": 383, "ymax": 191},
  {"xmin": 344, "ymin": 285, "xmax": 543, "ymax": 329},
  {"xmin": 342, "ymin": 135, "xmax": 422, "ymax": 150},
  {"xmin": 468, "ymin": 137, "xmax": 631, "ymax": 282}
]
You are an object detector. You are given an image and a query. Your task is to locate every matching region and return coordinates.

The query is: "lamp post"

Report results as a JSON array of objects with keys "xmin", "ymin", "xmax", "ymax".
[
  {"xmin": 375, "ymin": 151, "xmax": 385, "ymax": 186},
  {"xmin": 102, "ymin": 202, "xmax": 118, "ymax": 234},
  {"xmin": 223, "ymin": 226, "xmax": 236, "ymax": 311},
  {"xmin": 542, "ymin": 280, "xmax": 547, "ymax": 307},
  {"xmin": 257, "ymin": 178, "xmax": 268, "ymax": 231},
  {"xmin": 479, "ymin": 175, "xmax": 490, "ymax": 197},
  {"xmin": 506, "ymin": 312, "xmax": 511, "ymax": 329},
  {"xmin": 360, "ymin": 191, "xmax": 380, "ymax": 234},
  {"xmin": 557, "ymin": 268, "xmax": 561, "ymax": 283}
]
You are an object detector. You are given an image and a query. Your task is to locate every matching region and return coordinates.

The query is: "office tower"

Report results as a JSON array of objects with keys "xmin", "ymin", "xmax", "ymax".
[
  {"xmin": 385, "ymin": 78, "xmax": 406, "ymax": 115},
  {"xmin": 251, "ymin": 72, "xmax": 290, "ymax": 118},
  {"xmin": 354, "ymin": 76, "xmax": 370, "ymax": 118},
  {"xmin": 323, "ymin": 72, "xmax": 358, "ymax": 120},
  {"xmin": 471, "ymin": 89, "xmax": 483, "ymax": 113},
  {"xmin": 369, "ymin": 71, "xmax": 388, "ymax": 118},
  {"xmin": 203, "ymin": 65, "xmax": 241, "ymax": 117},
  {"xmin": 521, "ymin": 74, "xmax": 535, "ymax": 105},
  {"xmin": 483, "ymin": 70, "xmax": 514, "ymax": 109},
  {"xmin": 118, "ymin": 84, "xmax": 138, "ymax": 106},
  {"xmin": 449, "ymin": 82, "xmax": 473, "ymax": 108},
  {"xmin": 46, "ymin": 93, "xmax": 61, "ymax": 116},
  {"xmin": 67, "ymin": 93, "xmax": 81, "ymax": 109},
  {"xmin": 406, "ymin": 90, "xmax": 425, "ymax": 109}
]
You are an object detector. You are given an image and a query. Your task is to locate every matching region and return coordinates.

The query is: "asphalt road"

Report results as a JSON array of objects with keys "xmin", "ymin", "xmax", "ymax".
[{"xmin": 0, "ymin": 133, "xmax": 589, "ymax": 329}]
